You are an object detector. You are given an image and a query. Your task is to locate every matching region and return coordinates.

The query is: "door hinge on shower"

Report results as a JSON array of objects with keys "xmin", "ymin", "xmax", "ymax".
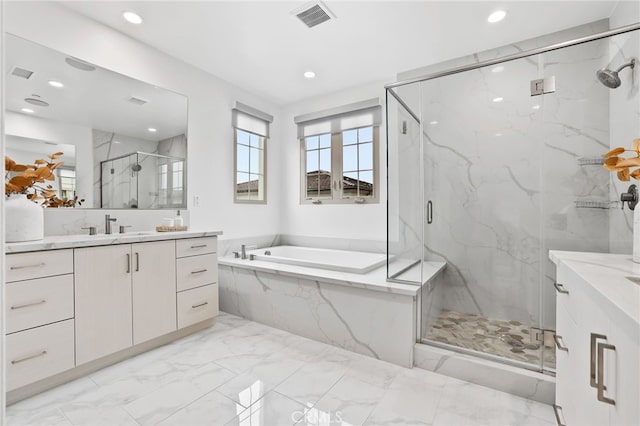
[
  {"xmin": 530, "ymin": 76, "xmax": 556, "ymax": 96},
  {"xmin": 531, "ymin": 327, "xmax": 556, "ymax": 346}
]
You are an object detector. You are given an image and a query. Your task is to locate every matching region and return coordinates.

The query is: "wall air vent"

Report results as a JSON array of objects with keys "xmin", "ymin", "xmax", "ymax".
[
  {"xmin": 128, "ymin": 96, "xmax": 148, "ymax": 106},
  {"xmin": 293, "ymin": 1, "xmax": 335, "ymax": 28},
  {"xmin": 11, "ymin": 67, "xmax": 34, "ymax": 80}
]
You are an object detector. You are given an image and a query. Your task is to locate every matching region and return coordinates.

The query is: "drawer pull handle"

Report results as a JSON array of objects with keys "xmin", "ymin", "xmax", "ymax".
[
  {"xmin": 553, "ymin": 334, "xmax": 569, "ymax": 352},
  {"xmin": 11, "ymin": 300, "xmax": 47, "ymax": 310},
  {"xmin": 553, "ymin": 282, "xmax": 569, "ymax": 294},
  {"xmin": 597, "ymin": 342, "xmax": 616, "ymax": 405},
  {"xmin": 190, "ymin": 244, "xmax": 207, "ymax": 249},
  {"xmin": 10, "ymin": 262, "xmax": 46, "ymax": 270},
  {"xmin": 192, "ymin": 301, "xmax": 209, "ymax": 309},
  {"xmin": 552, "ymin": 404, "xmax": 566, "ymax": 426},
  {"xmin": 590, "ymin": 333, "xmax": 607, "ymax": 388},
  {"xmin": 191, "ymin": 269, "xmax": 208, "ymax": 274},
  {"xmin": 11, "ymin": 350, "xmax": 47, "ymax": 364},
  {"xmin": 126, "ymin": 253, "xmax": 131, "ymax": 274},
  {"xmin": 135, "ymin": 252, "xmax": 140, "ymax": 272}
]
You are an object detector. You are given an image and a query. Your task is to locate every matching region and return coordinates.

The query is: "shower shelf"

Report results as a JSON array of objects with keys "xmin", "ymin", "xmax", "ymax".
[
  {"xmin": 574, "ymin": 200, "xmax": 616, "ymax": 209},
  {"xmin": 577, "ymin": 157, "xmax": 605, "ymax": 166}
]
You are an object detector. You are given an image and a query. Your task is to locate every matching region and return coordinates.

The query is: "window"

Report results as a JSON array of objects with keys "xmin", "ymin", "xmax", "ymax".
[
  {"xmin": 57, "ymin": 168, "xmax": 76, "ymax": 200},
  {"xmin": 296, "ymin": 99, "xmax": 381, "ymax": 204},
  {"xmin": 158, "ymin": 159, "xmax": 185, "ymax": 207},
  {"xmin": 233, "ymin": 102, "xmax": 273, "ymax": 203}
]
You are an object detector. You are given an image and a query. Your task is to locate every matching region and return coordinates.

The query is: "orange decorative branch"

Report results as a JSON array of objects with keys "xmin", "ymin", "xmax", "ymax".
[{"xmin": 603, "ymin": 138, "xmax": 640, "ymax": 182}]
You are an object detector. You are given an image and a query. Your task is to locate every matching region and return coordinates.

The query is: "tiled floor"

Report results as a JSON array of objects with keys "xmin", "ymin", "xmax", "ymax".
[
  {"xmin": 426, "ymin": 310, "xmax": 556, "ymax": 369},
  {"xmin": 7, "ymin": 313, "xmax": 556, "ymax": 425}
]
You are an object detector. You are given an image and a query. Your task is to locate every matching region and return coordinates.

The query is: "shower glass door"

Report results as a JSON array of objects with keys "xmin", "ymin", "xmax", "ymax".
[{"xmin": 419, "ymin": 53, "xmax": 548, "ymax": 371}]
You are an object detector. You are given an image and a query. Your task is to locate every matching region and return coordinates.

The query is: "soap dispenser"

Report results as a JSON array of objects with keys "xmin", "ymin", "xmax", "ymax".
[{"xmin": 174, "ymin": 210, "xmax": 184, "ymax": 227}]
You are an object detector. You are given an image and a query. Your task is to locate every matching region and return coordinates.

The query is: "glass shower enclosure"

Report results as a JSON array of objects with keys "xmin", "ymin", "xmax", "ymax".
[
  {"xmin": 100, "ymin": 152, "xmax": 186, "ymax": 209},
  {"xmin": 386, "ymin": 23, "xmax": 639, "ymax": 373}
]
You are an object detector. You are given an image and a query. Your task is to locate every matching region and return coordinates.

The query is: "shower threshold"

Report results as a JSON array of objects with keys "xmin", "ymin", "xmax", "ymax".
[{"xmin": 425, "ymin": 310, "xmax": 556, "ymax": 369}]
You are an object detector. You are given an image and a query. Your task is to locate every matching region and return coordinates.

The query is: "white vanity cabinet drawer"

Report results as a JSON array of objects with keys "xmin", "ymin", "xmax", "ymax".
[
  {"xmin": 6, "ymin": 249, "xmax": 73, "ymax": 282},
  {"xmin": 176, "ymin": 253, "xmax": 218, "ymax": 292},
  {"xmin": 6, "ymin": 274, "xmax": 74, "ymax": 334},
  {"xmin": 6, "ymin": 319, "xmax": 75, "ymax": 391},
  {"xmin": 176, "ymin": 237, "xmax": 217, "ymax": 258},
  {"xmin": 177, "ymin": 284, "xmax": 219, "ymax": 329}
]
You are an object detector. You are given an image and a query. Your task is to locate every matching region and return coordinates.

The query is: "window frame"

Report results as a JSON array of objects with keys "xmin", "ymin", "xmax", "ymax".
[
  {"xmin": 300, "ymin": 126, "xmax": 379, "ymax": 205},
  {"xmin": 234, "ymin": 128, "xmax": 267, "ymax": 204}
]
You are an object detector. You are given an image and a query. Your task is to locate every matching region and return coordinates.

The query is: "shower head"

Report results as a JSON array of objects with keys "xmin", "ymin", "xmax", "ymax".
[{"xmin": 596, "ymin": 58, "xmax": 636, "ymax": 89}]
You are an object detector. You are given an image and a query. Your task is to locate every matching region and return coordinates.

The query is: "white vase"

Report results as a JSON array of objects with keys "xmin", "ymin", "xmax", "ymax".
[
  {"xmin": 634, "ymin": 206, "xmax": 640, "ymax": 263},
  {"xmin": 5, "ymin": 194, "xmax": 44, "ymax": 242}
]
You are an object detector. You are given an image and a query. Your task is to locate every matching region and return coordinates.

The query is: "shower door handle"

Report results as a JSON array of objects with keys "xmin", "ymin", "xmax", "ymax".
[{"xmin": 426, "ymin": 201, "xmax": 433, "ymax": 224}]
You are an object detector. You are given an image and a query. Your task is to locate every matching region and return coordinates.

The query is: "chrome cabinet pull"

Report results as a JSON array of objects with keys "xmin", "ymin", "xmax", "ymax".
[
  {"xmin": 590, "ymin": 333, "xmax": 607, "ymax": 387},
  {"xmin": 597, "ymin": 342, "xmax": 616, "ymax": 405},
  {"xmin": 10, "ymin": 262, "xmax": 45, "ymax": 270},
  {"xmin": 11, "ymin": 350, "xmax": 47, "ymax": 364},
  {"xmin": 191, "ymin": 301, "xmax": 209, "ymax": 309},
  {"xmin": 190, "ymin": 244, "xmax": 207, "ymax": 249},
  {"xmin": 191, "ymin": 269, "xmax": 208, "ymax": 274},
  {"xmin": 135, "ymin": 252, "xmax": 140, "ymax": 272},
  {"xmin": 11, "ymin": 300, "xmax": 46, "ymax": 310},
  {"xmin": 552, "ymin": 404, "xmax": 566, "ymax": 426},
  {"xmin": 554, "ymin": 282, "xmax": 569, "ymax": 294},
  {"xmin": 126, "ymin": 253, "xmax": 131, "ymax": 273},
  {"xmin": 554, "ymin": 334, "xmax": 569, "ymax": 352}
]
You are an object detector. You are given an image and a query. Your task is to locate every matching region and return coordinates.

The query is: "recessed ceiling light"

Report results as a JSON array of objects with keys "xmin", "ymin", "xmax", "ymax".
[
  {"xmin": 48, "ymin": 80, "xmax": 64, "ymax": 88},
  {"xmin": 491, "ymin": 66, "xmax": 505, "ymax": 73},
  {"xmin": 493, "ymin": 97, "xmax": 504, "ymax": 103},
  {"xmin": 303, "ymin": 71, "xmax": 316, "ymax": 79},
  {"xmin": 495, "ymin": 132, "xmax": 503, "ymax": 137},
  {"xmin": 21, "ymin": 108, "xmax": 34, "ymax": 114},
  {"xmin": 123, "ymin": 11, "xmax": 143, "ymax": 25},
  {"xmin": 430, "ymin": 120, "xmax": 438, "ymax": 125},
  {"xmin": 148, "ymin": 128, "xmax": 157, "ymax": 133},
  {"xmin": 532, "ymin": 104, "xmax": 541, "ymax": 110},
  {"xmin": 488, "ymin": 10, "xmax": 507, "ymax": 23}
]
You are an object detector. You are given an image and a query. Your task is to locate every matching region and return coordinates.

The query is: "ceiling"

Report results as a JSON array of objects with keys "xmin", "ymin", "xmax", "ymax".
[{"xmin": 60, "ymin": 1, "xmax": 621, "ymax": 106}]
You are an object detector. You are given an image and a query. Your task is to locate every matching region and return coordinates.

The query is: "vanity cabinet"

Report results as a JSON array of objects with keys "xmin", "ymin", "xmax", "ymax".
[
  {"xmin": 75, "ymin": 240, "xmax": 177, "ymax": 364},
  {"xmin": 5, "ymin": 249, "xmax": 75, "ymax": 391},
  {"xmin": 553, "ymin": 258, "xmax": 640, "ymax": 426}
]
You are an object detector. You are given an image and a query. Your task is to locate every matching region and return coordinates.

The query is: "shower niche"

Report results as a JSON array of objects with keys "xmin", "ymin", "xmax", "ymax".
[
  {"xmin": 100, "ymin": 152, "xmax": 185, "ymax": 209},
  {"xmin": 386, "ymin": 21, "xmax": 639, "ymax": 374}
]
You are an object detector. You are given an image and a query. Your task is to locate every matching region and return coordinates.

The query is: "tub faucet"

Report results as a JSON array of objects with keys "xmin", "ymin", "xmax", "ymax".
[
  {"xmin": 105, "ymin": 214, "xmax": 117, "ymax": 234},
  {"xmin": 241, "ymin": 244, "xmax": 257, "ymax": 260}
]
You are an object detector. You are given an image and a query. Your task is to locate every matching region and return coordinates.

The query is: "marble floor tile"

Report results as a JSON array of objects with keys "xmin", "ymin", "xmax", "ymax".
[
  {"xmin": 225, "ymin": 391, "xmax": 307, "ymax": 426},
  {"xmin": 6, "ymin": 312, "xmax": 556, "ymax": 426}
]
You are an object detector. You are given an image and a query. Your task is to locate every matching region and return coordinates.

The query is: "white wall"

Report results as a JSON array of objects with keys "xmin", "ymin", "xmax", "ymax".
[
  {"xmin": 0, "ymin": 0, "xmax": 6, "ymax": 418},
  {"xmin": 278, "ymin": 81, "xmax": 390, "ymax": 241},
  {"xmin": 5, "ymin": 1, "xmax": 283, "ymax": 240}
]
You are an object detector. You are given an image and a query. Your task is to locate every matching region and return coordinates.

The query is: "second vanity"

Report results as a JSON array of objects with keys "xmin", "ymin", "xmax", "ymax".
[{"xmin": 5, "ymin": 230, "xmax": 221, "ymax": 403}]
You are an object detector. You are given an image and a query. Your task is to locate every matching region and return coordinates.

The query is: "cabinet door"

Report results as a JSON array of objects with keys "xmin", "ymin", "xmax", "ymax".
[
  {"xmin": 132, "ymin": 240, "xmax": 177, "ymax": 344},
  {"xmin": 608, "ymin": 317, "xmax": 639, "ymax": 426},
  {"xmin": 75, "ymin": 245, "xmax": 133, "ymax": 365}
]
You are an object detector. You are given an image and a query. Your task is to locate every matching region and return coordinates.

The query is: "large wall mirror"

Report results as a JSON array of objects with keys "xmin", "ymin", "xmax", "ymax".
[{"xmin": 4, "ymin": 34, "xmax": 188, "ymax": 209}]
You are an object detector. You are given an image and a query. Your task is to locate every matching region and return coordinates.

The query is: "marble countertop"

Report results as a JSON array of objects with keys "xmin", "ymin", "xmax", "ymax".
[
  {"xmin": 219, "ymin": 256, "xmax": 446, "ymax": 296},
  {"xmin": 6, "ymin": 230, "xmax": 223, "ymax": 253},
  {"xmin": 550, "ymin": 250, "xmax": 640, "ymax": 326}
]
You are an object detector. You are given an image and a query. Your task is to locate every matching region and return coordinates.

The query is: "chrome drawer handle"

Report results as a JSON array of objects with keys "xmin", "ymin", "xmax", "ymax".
[
  {"xmin": 191, "ymin": 269, "xmax": 208, "ymax": 274},
  {"xmin": 190, "ymin": 244, "xmax": 207, "ymax": 249},
  {"xmin": 590, "ymin": 333, "xmax": 607, "ymax": 388},
  {"xmin": 553, "ymin": 282, "xmax": 569, "ymax": 294},
  {"xmin": 554, "ymin": 334, "xmax": 569, "ymax": 352},
  {"xmin": 11, "ymin": 300, "xmax": 47, "ymax": 310},
  {"xmin": 126, "ymin": 253, "xmax": 131, "ymax": 274},
  {"xmin": 10, "ymin": 262, "xmax": 46, "ymax": 270},
  {"xmin": 597, "ymin": 342, "xmax": 616, "ymax": 405},
  {"xmin": 192, "ymin": 301, "xmax": 209, "ymax": 309},
  {"xmin": 11, "ymin": 350, "xmax": 47, "ymax": 364},
  {"xmin": 552, "ymin": 404, "xmax": 566, "ymax": 426}
]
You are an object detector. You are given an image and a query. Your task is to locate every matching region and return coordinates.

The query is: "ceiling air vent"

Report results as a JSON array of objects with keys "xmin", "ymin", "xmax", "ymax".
[
  {"xmin": 128, "ymin": 96, "xmax": 148, "ymax": 106},
  {"xmin": 293, "ymin": 1, "xmax": 334, "ymax": 28},
  {"xmin": 11, "ymin": 67, "xmax": 34, "ymax": 80}
]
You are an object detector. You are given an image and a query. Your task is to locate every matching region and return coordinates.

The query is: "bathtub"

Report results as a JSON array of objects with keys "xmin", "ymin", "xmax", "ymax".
[{"xmin": 246, "ymin": 245, "xmax": 386, "ymax": 274}]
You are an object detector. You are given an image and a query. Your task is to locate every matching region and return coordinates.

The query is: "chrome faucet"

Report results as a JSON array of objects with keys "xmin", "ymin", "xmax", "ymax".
[
  {"xmin": 241, "ymin": 244, "xmax": 257, "ymax": 260},
  {"xmin": 105, "ymin": 214, "xmax": 117, "ymax": 234}
]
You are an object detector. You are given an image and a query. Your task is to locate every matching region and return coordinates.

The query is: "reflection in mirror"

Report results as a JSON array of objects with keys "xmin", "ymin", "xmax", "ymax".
[{"xmin": 4, "ymin": 34, "xmax": 188, "ymax": 209}]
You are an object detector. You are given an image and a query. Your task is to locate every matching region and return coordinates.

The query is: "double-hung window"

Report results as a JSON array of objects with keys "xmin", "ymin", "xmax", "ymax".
[
  {"xmin": 232, "ymin": 102, "xmax": 273, "ymax": 203},
  {"xmin": 297, "ymin": 99, "xmax": 381, "ymax": 204}
]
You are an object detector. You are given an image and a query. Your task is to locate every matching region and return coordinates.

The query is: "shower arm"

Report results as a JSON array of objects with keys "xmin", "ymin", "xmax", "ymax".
[{"xmin": 616, "ymin": 58, "xmax": 636, "ymax": 73}]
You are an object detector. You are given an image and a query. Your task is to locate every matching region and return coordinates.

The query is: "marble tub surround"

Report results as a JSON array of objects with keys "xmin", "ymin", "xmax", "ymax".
[
  {"xmin": 6, "ymin": 313, "xmax": 556, "ymax": 426},
  {"xmin": 218, "ymin": 263, "xmax": 427, "ymax": 367},
  {"xmin": 43, "ymin": 208, "xmax": 190, "ymax": 237},
  {"xmin": 217, "ymin": 234, "xmax": 281, "ymax": 257},
  {"xmin": 6, "ymin": 230, "xmax": 221, "ymax": 253}
]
